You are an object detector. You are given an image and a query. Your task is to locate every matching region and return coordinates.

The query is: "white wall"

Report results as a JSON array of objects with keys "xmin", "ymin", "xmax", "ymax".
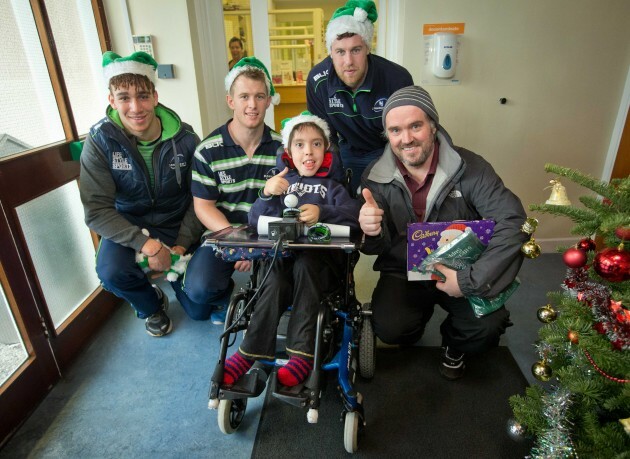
[{"xmin": 397, "ymin": 0, "xmax": 630, "ymax": 245}]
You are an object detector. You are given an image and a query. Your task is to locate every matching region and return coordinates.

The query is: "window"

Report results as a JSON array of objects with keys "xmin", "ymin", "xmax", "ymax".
[{"xmin": 0, "ymin": 0, "xmax": 109, "ymax": 159}]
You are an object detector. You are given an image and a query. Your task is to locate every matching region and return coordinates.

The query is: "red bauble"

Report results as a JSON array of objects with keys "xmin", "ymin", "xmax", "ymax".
[
  {"xmin": 615, "ymin": 227, "xmax": 630, "ymax": 241},
  {"xmin": 563, "ymin": 247, "xmax": 588, "ymax": 268},
  {"xmin": 593, "ymin": 248, "xmax": 630, "ymax": 282},
  {"xmin": 567, "ymin": 330, "xmax": 579, "ymax": 344},
  {"xmin": 577, "ymin": 238, "xmax": 596, "ymax": 252}
]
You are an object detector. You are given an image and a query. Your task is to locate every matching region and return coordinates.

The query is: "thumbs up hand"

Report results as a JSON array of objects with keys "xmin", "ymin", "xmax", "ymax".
[
  {"xmin": 359, "ymin": 188, "xmax": 384, "ymax": 236},
  {"xmin": 263, "ymin": 167, "xmax": 290, "ymax": 197}
]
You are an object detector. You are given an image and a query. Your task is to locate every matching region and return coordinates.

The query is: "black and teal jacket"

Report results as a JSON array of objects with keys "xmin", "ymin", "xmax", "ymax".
[
  {"xmin": 79, "ymin": 103, "xmax": 202, "ymax": 251},
  {"xmin": 306, "ymin": 54, "xmax": 413, "ymax": 161}
]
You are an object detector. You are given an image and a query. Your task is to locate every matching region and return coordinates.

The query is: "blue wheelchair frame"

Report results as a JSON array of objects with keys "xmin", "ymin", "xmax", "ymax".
[{"xmin": 204, "ymin": 226, "xmax": 372, "ymax": 453}]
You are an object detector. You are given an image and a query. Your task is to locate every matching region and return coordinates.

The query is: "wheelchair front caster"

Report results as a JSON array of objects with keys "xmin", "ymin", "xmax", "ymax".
[
  {"xmin": 344, "ymin": 410, "xmax": 360, "ymax": 453},
  {"xmin": 307, "ymin": 408, "xmax": 318, "ymax": 424},
  {"xmin": 218, "ymin": 398, "xmax": 247, "ymax": 434},
  {"xmin": 208, "ymin": 398, "xmax": 219, "ymax": 410}
]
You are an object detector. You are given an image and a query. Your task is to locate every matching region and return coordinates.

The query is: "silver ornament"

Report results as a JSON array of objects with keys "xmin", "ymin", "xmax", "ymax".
[{"xmin": 507, "ymin": 418, "xmax": 527, "ymax": 441}]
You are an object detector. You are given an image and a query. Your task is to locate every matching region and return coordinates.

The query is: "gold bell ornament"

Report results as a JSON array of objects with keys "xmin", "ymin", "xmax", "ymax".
[
  {"xmin": 520, "ymin": 217, "xmax": 542, "ymax": 259},
  {"xmin": 545, "ymin": 179, "xmax": 571, "ymax": 206}
]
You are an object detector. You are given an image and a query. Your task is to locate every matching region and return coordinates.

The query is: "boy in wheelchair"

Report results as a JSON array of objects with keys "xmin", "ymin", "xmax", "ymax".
[{"xmin": 221, "ymin": 112, "xmax": 361, "ymax": 388}]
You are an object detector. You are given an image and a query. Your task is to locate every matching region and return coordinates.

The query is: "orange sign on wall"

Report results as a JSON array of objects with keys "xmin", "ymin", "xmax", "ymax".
[{"xmin": 423, "ymin": 23, "xmax": 465, "ymax": 35}]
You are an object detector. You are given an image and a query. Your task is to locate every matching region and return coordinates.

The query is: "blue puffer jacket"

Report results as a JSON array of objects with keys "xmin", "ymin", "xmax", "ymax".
[{"xmin": 80, "ymin": 104, "xmax": 202, "ymax": 250}]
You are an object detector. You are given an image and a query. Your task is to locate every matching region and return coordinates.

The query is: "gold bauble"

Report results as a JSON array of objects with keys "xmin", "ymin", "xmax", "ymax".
[
  {"xmin": 532, "ymin": 360, "xmax": 552, "ymax": 382},
  {"xmin": 521, "ymin": 239, "xmax": 542, "ymax": 259},
  {"xmin": 537, "ymin": 304, "xmax": 557, "ymax": 323}
]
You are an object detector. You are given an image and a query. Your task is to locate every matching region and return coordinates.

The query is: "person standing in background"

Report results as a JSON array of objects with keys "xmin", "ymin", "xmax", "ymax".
[{"xmin": 228, "ymin": 37, "xmax": 245, "ymax": 70}]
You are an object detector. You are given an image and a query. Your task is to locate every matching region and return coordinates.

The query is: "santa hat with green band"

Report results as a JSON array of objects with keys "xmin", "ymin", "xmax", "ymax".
[
  {"xmin": 326, "ymin": 0, "xmax": 378, "ymax": 52},
  {"xmin": 102, "ymin": 51, "xmax": 158, "ymax": 86},
  {"xmin": 224, "ymin": 56, "xmax": 280, "ymax": 105},
  {"xmin": 281, "ymin": 111, "xmax": 331, "ymax": 148}
]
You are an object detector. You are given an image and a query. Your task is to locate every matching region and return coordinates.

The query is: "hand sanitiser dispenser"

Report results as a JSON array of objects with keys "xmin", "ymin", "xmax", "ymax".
[{"xmin": 432, "ymin": 32, "xmax": 458, "ymax": 79}]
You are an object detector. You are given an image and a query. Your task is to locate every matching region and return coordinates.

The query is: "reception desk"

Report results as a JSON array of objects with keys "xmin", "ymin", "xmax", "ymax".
[{"xmin": 273, "ymin": 84, "xmax": 307, "ymax": 132}]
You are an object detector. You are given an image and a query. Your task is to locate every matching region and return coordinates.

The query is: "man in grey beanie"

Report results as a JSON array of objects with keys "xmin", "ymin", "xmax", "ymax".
[{"xmin": 358, "ymin": 85, "xmax": 528, "ymax": 380}]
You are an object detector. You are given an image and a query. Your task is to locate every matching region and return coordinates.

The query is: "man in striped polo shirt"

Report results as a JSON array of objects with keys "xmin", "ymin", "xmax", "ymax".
[{"xmin": 183, "ymin": 57, "xmax": 282, "ymax": 324}]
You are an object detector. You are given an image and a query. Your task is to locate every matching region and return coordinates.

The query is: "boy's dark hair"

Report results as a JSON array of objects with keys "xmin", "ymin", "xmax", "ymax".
[
  {"xmin": 109, "ymin": 74, "xmax": 155, "ymax": 94},
  {"xmin": 288, "ymin": 122, "xmax": 329, "ymax": 151}
]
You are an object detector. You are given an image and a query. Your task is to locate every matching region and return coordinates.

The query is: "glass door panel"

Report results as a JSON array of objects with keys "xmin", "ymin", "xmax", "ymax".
[
  {"xmin": 0, "ymin": 0, "xmax": 65, "ymax": 159},
  {"xmin": 44, "ymin": 0, "xmax": 105, "ymax": 136},
  {"xmin": 15, "ymin": 181, "xmax": 100, "ymax": 329},
  {"xmin": 0, "ymin": 281, "xmax": 28, "ymax": 386}
]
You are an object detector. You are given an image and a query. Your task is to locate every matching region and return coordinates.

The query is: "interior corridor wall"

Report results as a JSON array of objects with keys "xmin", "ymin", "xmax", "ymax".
[{"xmin": 396, "ymin": 0, "xmax": 630, "ymax": 245}]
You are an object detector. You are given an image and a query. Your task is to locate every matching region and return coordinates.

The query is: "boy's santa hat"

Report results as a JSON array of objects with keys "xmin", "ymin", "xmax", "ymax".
[
  {"xmin": 280, "ymin": 111, "xmax": 331, "ymax": 149},
  {"xmin": 224, "ymin": 56, "xmax": 280, "ymax": 105},
  {"xmin": 325, "ymin": 0, "xmax": 378, "ymax": 52},
  {"xmin": 102, "ymin": 51, "xmax": 157, "ymax": 87}
]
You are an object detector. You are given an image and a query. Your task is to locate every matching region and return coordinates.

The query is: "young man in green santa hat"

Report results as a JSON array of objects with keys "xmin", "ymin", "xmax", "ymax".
[
  {"xmin": 306, "ymin": 0, "xmax": 414, "ymax": 193},
  {"xmin": 182, "ymin": 57, "xmax": 283, "ymax": 325},
  {"xmin": 79, "ymin": 51, "xmax": 206, "ymax": 337}
]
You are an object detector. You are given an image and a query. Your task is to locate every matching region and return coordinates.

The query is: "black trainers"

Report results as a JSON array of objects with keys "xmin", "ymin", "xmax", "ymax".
[
  {"xmin": 440, "ymin": 346, "xmax": 465, "ymax": 380},
  {"xmin": 145, "ymin": 286, "xmax": 172, "ymax": 337}
]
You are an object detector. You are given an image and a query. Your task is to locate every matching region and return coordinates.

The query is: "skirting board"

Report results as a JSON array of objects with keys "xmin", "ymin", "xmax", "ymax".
[{"xmin": 537, "ymin": 238, "xmax": 577, "ymax": 253}]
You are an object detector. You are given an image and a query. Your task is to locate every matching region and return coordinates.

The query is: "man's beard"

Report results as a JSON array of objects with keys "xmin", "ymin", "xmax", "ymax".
[{"xmin": 395, "ymin": 137, "xmax": 434, "ymax": 168}]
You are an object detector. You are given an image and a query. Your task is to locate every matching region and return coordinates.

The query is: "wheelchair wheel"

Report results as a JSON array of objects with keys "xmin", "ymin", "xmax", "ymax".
[
  {"xmin": 344, "ymin": 410, "xmax": 360, "ymax": 453},
  {"xmin": 217, "ymin": 398, "xmax": 247, "ymax": 434},
  {"xmin": 358, "ymin": 315, "xmax": 375, "ymax": 379}
]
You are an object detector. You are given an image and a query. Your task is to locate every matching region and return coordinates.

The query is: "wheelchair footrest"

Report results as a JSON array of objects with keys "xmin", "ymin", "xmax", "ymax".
[
  {"xmin": 219, "ymin": 368, "xmax": 267, "ymax": 400},
  {"xmin": 269, "ymin": 373, "xmax": 312, "ymax": 408}
]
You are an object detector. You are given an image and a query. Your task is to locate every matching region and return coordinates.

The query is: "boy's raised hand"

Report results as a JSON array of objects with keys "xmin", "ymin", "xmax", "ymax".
[
  {"xmin": 263, "ymin": 167, "xmax": 289, "ymax": 197},
  {"xmin": 359, "ymin": 188, "xmax": 384, "ymax": 236}
]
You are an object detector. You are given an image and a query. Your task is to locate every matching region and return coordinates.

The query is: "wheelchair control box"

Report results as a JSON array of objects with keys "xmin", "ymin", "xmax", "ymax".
[{"xmin": 268, "ymin": 209, "xmax": 304, "ymax": 242}]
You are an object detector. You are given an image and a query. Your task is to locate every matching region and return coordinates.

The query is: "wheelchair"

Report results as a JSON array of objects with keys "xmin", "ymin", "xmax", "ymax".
[{"xmin": 205, "ymin": 226, "xmax": 375, "ymax": 453}]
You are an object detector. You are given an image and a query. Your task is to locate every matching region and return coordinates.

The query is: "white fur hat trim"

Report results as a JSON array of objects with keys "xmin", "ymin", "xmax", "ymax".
[{"xmin": 281, "ymin": 114, "xmax": 331, "ymax": 148}]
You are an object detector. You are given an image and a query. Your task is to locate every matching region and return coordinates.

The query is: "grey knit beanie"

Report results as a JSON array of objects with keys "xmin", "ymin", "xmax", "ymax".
[{"xmin": 381, "ymin": 85, "xmax": 439, "ymax": 128}]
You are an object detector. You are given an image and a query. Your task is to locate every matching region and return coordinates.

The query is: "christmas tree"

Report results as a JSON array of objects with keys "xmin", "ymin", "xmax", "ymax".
[{"xmin": 509, "ymin": 164, "xmax": 630, "ymax": 458}]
